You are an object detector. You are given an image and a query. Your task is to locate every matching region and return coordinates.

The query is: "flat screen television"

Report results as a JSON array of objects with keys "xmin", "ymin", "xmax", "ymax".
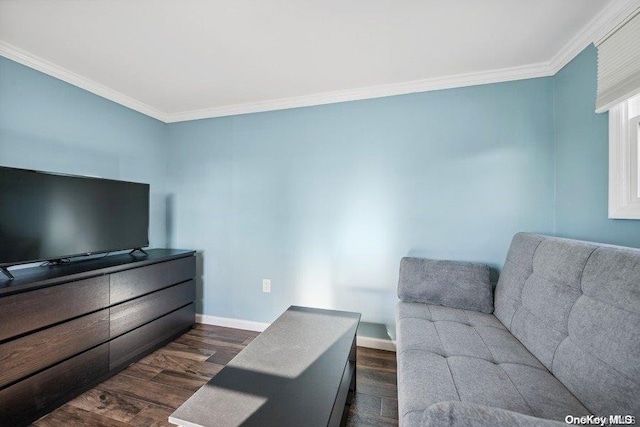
[{"xmin": 0, "ymin": 166, "xmax": 149, "ymax": 275}]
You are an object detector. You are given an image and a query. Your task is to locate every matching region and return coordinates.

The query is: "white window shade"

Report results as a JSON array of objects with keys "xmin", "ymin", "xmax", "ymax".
[{"xmin": 596, "ymin": 8, "xmax": 640, "ymax": 113}]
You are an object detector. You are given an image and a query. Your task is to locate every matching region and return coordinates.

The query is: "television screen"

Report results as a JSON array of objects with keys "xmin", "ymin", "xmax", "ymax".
[{"xmin": 0, "ymin": 166, "xmax": 149, "ymax": 267}]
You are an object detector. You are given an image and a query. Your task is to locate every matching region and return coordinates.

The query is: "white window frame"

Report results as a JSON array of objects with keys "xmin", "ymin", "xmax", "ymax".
[{"xmin": 609, "ymin": 93, "xmax": 640, "ymax": 219}]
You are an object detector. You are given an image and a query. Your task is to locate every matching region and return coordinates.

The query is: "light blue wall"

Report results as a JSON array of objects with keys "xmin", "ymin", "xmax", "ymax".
[
  {"xmin": 167, "ymin": 79, "xmax": 556, "ymax": 324},
  {"xmin": 7, "ymin": 44, "xmax": 632, "ymax": 327},
  {"xmin": 0, "ymin": 57, "xmax": 169, "ymax": 248},
  {"xmin": 554, "ymin": 45, "xmax": 640, "ymax": 247}
]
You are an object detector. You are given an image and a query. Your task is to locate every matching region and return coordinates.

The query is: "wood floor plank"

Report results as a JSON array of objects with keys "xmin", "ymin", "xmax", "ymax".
[
  {"xmin": 205, "ymin": 348, "xmax": 241, "ymax": 365},
  {"xmin": 188, "ymin": 327, "xmax": 256, "ymax": 344},
  {"xmin": 35, "ymin": 405, "xmax": 130, "ymax": 427},
  {"xmin": 357, "ymin": 353, "xmax": 397, "ymax": 372},
  {"xmin": 120, "ymin": 362, "xmax": 164, "ymax": 380},
  {"xmin": 241, "ymin": 336, "xmax": 255, "ymax": 345},
  {"xmin": 97, "ymin": 375, "xmax": 192, "ymax": 409},
  {"xmin": 150, "ymin": 370, "xmax": 209, "ymax": 392},
  {"xmin": 346, "ymin": 410, "xmax": 399, "ymax": 427},
  {"xmin": 34, "ymin": 323, "xmax": 398, "ymax": 426},
  {"xmin": 137, "ymin": 351, "xmax": 199, "ymax": 373},
  {"xmin": 128, "ymin": 403, "xmax": 174, "ymax": 427},
  {"xmin": 356, "ymin": 381, "xmax": 399, "ymax": 400},
  {"xmin": 358, "ymin": 366, "xmax": 398, "ymax": 388},
  {"xmin": 349, "ymin": 392, "xmax": 382, "ymax": 416},
  {"xmin": 66, "ymin": 388, "xmax": 149, "ymax": 422},
  {"xmin": 176, "ymin": 334, "xmax": 246, "ymax": 351},
  {"xmin": 380, "ymin": 398, "xmax": 399, "ymax": 420},
  {"xmin": 185, "ymin": 360, "xmax": 225, "ymax": 378},
  {"xmin": 358, "ymin": 347, "xmax": 396, "ymax": 360},
  {"xmin": 192, "ymin": 324, "xmax": 259, "ymax": 339},
  {"xmin": 155, "ymin": 341, "xmax": 214, "ymax": 361}
]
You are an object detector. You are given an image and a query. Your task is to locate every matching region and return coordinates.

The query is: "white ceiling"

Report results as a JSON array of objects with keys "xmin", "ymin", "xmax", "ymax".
[{"xmin": 0, "ymin": 0, "xmax": 628, "ymax": 122}]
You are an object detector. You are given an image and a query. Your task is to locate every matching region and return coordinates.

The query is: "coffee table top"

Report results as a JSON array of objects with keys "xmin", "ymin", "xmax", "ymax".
[{"xmin": 169, "ymin": 306, "xmax": 361, "ymax": 427}]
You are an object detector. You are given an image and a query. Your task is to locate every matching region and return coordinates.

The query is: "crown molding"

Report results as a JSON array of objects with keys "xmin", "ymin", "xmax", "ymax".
[
  {"xmin": 549, "ymin": 0, "xmax": 640, "ymax": 74},
  {"xmin": 1, "ymin": 0, "xmax": 637, "ymax": 123},
  {"xmin": 0, "ymin": 40, "xmax": 168, "ymax": 123},
  {"xmin": 165, "ymin": 61, "xmax": 552, "ymax": 123},
  {"xmin": 170, "ymin": 0, "xmax": 638, "ymax": 122},
  {"xmin": 593, "ymin": 0, "xmax": 640, "ymax": 44}
]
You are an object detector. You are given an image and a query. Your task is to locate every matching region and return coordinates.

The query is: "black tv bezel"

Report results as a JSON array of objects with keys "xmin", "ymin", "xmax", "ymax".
[{"xmin": 0, "ymin": 166, "xmax": 150, "ymax": 269}]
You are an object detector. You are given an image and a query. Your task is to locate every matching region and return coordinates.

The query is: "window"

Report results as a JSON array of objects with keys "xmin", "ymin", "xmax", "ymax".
[
  {"xmin": 595, "ymin": 7, "xmax": 640, "ymax": 219},
  {"xmin": 609, "ymin": 94, "xmax": 640, "ymax": 219}
]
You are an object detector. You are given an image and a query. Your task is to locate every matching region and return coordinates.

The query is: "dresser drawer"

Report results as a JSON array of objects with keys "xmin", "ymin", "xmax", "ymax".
[
  {"xmin": 110, "ymin": 280, "xmax": 195, "ymax": 338},
  {"xmin": 110, "ymin": 303, "xmax": 195, "ymax": 371},
  {"xmin": 0, "ymin": 309, "xmax": 109, "ymax": 389},
  {"xmin": 0, "ymin": 343, "xmax": 109, "ymax": 426},
  {"xmin": 0, "ymin": 275, "xmax": 109, "ymax": 342},
  {"xmin": 110, "ymin": 256, "xmax": 195, "ymax": 304}
]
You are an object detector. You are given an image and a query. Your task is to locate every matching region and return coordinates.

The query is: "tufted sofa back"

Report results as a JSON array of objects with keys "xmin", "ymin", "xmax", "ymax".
[{"xmin": 494, "ymin": 233, "xmax": 639, "ymax": 417}]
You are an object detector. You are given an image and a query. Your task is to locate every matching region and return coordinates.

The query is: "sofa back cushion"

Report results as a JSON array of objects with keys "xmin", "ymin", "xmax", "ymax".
[
  {"xmin": 398, "ymin": 257, "xmax": 493, "ymax": 313},
  {"xmin": 494, "ymin": 233, "xmax": 640, "ymax": 416}
]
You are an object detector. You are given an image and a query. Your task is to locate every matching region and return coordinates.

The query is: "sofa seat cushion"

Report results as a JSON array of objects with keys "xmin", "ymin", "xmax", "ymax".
[
  {"xmin": 397, "ymin": 302, "xmax": 589, "ymax": 425},
  {"xmin": 421, "ymin": 401, "xmax": 567, "ymax": 426}
]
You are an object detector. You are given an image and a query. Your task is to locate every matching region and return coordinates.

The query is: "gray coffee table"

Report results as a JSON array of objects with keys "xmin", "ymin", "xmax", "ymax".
[{"xmin": 169, "ymin": 306, "xmax": 361, "ymax": 427}]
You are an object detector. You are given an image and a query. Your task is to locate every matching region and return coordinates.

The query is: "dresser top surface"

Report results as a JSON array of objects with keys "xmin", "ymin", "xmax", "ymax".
[{"xmin": 0, "ymin": 249, "xmax": 195, "ymax": 296}]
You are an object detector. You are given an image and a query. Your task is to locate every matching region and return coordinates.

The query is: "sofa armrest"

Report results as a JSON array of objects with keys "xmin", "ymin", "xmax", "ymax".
[
  {"xmin": 398, "ymin": 257, "xmax": 493, "ymax": 313},
  {"xmin": 420, "ymin": 402, "xmax": 567, "ymax": 427}
]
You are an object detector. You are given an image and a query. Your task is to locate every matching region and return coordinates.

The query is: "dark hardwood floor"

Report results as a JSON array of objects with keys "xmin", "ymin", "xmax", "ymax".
[{"xmin": 33, "ymin": 323, "xmax": 398, "ymax": 427}]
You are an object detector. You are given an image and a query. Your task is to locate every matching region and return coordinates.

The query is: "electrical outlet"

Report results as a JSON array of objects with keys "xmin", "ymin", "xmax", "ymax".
[{"xmin": 262, "ymin": 279, "xmax": 271, "ymax": 293}]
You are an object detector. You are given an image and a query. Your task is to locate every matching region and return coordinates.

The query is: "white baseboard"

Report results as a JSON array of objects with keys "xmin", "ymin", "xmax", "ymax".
[
  {"xmin": 195, "ymin": 313, "xmax": 269, "ymax": 332},
  {"xmin": 196, "ymin": 313, "xmax": 397, "ymax": 352},
  {"xmin": 356, "ymin": 336, "xmax": 397, "ymax": 352}
]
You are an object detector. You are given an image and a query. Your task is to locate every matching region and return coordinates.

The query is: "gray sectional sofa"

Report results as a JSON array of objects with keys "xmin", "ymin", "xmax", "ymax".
[{"xmin": 396, "ymin": 233, "xmax": 639, "ymax": 426}]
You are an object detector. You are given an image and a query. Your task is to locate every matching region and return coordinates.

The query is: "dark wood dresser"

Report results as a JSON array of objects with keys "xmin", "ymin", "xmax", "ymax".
[{"xmin": 0, "ymin": 249, "xmax": 196, "ymax": 426}]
